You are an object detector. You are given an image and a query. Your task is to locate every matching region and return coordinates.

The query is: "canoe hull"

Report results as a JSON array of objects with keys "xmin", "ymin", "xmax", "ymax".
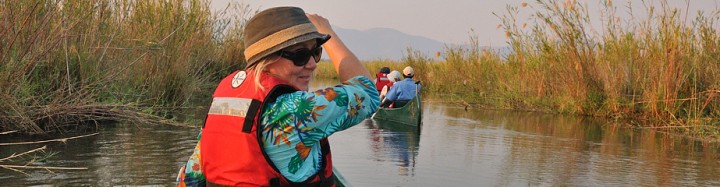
[
  {"xmin": 333, "ymin": 166, "xmax": 350, "ymax": 187},
  {"xmin": 372, "ymin": 94, "xmax": 422, "ymax": 128}
]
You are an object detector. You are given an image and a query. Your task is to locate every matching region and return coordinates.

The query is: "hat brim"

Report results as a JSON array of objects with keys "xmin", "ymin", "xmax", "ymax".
[{"xmin": 245, "ymin": 33, "xmax": 330, "ymax": 69}]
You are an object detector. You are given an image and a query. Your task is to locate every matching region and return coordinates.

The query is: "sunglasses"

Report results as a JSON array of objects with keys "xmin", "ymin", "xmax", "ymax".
[{"xmin": 277, "ymin": 47, "xmax": 323, "ymax": 66}]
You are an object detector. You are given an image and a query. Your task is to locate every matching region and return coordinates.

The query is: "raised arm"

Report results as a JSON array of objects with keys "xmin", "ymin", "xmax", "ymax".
[{"xmin": 306, "ymin": 13, "xmax": 372, "ymax": 80}]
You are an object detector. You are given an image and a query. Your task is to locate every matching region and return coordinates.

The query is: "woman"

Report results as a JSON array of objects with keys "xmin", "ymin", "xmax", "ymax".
[{"xmin": 177, "ymin": 7, "xmax": 379, "ymax": 187}]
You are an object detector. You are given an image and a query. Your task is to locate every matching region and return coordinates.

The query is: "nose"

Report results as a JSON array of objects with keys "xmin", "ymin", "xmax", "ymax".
[{"xmin": 305, "ymin": 57, "xmax": 318, "ymax": 69}]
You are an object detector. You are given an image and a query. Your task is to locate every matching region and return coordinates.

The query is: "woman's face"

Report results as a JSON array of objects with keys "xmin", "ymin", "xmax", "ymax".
[{"xmin": 265, "ymin": 39, "xmax": 319, "ymax": 91}]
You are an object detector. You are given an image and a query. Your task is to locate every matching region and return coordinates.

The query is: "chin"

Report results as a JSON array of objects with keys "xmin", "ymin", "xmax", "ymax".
[
  {"xmin": 299, "ymin": 85, "xmax": 309, "ymax": 91},
  {"xmin": 294, "ymin": 81, "xmax": 310, "ymax": 91},
  {"xmin": 290, "ymin": 83, "xmax": 307, "ymax": 91}
]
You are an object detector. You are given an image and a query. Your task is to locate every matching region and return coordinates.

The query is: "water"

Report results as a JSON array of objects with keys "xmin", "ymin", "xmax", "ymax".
[
  {"xmin": 333, "ymin": 108, "xmax": 720, "ymax": 186},
  {"xmin": 1, "ymin": 80, "xmax": 719, "ymax": 186},
  {"xmin": 0, "ymin": 124, "xmax": 198, "ymax": 186}
]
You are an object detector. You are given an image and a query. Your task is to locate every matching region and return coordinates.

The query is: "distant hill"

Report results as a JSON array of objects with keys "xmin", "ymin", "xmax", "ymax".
[
  {"xmin": 328, "ymin": 26, "xmax": 445, "ymax": 61},
  {"xmin": 321, "ymin": 26, "xmax": 512, "ymax": 61}
]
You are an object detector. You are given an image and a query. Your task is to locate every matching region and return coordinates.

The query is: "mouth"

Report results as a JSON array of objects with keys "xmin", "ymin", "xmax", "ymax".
[{"xmin": 298, "ymin": 75, "xmax": 312, "ymax": 80}]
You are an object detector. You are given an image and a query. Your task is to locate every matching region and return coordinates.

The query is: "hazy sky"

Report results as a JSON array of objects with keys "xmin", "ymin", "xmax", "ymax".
[{"xmin": 211, "ymin": 0, "xmax": 719, "ymax": 46}]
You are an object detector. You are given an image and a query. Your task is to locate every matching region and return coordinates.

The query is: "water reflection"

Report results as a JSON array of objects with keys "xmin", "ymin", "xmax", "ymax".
[
  {"xmin": 0, "ymin": 124, "xmax": 197, "ymax": 186},
  {"xmin": 421, "ymin": 105, "xmax": 720, "ymax": 186},
  {"xmin": 364, "ymin": 119, "xmax": 420, "ymax": 177},
  {"xmin": 0, "ymin": 79, "xmax": 718, "ymax": 186}
]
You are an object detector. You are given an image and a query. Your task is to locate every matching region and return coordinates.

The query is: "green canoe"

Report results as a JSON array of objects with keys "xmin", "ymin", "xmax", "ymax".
[
  {"xmin": 372, "ymin": 90, "xmax": 422, "ymax": 128},
  {"xmin": 333, "ymin": 166, "xmax": 351, "ymax": 187}
]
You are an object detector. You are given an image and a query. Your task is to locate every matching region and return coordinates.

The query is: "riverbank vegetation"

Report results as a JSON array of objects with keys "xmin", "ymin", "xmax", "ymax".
[
  {"xmin": 318, "ymin": 0, "xmax": 720, "ymax": 141},
  {"xmin": 0, "ymin": 0, "xmax": 250, "ymax": 134},
  {"xmin": 2, "ymin": 0, "xmax": 718, "ymax": 141}
]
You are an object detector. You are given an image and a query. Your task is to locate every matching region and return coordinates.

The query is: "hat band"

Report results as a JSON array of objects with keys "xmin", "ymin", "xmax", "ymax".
[{"xmin": 244, "ymin": 23, "xmax": 318, "ymax": 61}]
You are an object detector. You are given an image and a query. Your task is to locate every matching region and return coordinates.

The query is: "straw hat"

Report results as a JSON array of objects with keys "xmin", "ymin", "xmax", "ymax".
[
  {"xmin": 403, "ymin": 66, "xmax": 414, "ymax": 77},
  {"xmin": 243, "ymin": 7, "xmax": 331, "ymax": 69}
]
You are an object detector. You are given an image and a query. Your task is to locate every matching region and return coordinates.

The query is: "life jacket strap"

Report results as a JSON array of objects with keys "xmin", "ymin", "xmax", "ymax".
[{"xmin": 242, "ymin": 99, "xmax": 262, "ymax": 133}]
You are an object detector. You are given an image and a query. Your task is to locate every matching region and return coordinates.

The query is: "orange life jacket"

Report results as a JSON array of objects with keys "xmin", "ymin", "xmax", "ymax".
[
  {"xmin": 200, "ymin": 70, "xmax": 335, "ymax": 186},
  {"xmin": 375, "ymin": 72, "xmax": 392, "ymax": 91}
]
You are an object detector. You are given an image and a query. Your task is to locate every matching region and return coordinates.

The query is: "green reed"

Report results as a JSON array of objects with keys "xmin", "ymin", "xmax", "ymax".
[
  {"xmin": 332, "ymin": 0, "xmax": 720, "ymax": 140},
  {"xmin": 0, "ymin": 0, "xmax": 252, "ymax": 133},
  {"xmin": 496, "ymin": 0, "xmax": 720, "ymax": 134}
]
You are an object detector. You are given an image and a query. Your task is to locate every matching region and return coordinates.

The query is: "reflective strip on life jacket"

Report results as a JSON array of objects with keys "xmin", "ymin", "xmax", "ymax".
[{"xmin": 375, "ymin": 72, "xmax": 391, "ymax": 91}]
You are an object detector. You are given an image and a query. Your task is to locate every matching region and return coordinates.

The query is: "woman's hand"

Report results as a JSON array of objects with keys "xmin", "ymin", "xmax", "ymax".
[
  {"xmin": 306, "ymin": 13, "xmax": 334, "ymax": 36},
  {"xmin": 304, "ymin": 13, "xmax": 371, "ymax": 80}
]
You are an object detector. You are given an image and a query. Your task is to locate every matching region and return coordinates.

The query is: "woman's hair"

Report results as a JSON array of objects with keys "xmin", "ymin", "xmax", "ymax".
[{"xmin": 248, "ymin": 55, "xmax": 280, "ymax": 91}]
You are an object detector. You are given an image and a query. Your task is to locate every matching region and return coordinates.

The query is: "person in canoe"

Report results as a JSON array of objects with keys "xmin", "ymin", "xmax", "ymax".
[
  {"xmin": 379, "ymin": 70, "xmax": 401, "ymax": 103},
  {"xmin": 381, "ymin": 66, "xmax": 421, "ymax": 108},
  {"xmin": 176, "ymin": 6, "xmax": 380, "ymax": 187},
  {"xmin": 375, "ymin": 67, "xmax": 392, "ymax": 93}
]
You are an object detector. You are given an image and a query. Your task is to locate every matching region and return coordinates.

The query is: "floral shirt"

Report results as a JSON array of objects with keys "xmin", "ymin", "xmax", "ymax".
[
  {"xmin": 261, "ymin": 76, "xmax": 380, "ymax": 182},
  {"xmin": 177, "ymin": 76, "xmax": 379, "ymax": 186}
]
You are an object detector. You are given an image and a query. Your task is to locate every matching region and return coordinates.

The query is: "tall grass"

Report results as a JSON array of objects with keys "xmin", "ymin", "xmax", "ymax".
[
  {"xmin": 494, "ymin": 0, "xmax": 720, "ymax": 134},
  {"xmin": 0, "ymin": 0, "xmax": 252, "ymax": 134},
  {"xmin": 342, "ymin": 0, "xmax": 720, "ymax": 140}
]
